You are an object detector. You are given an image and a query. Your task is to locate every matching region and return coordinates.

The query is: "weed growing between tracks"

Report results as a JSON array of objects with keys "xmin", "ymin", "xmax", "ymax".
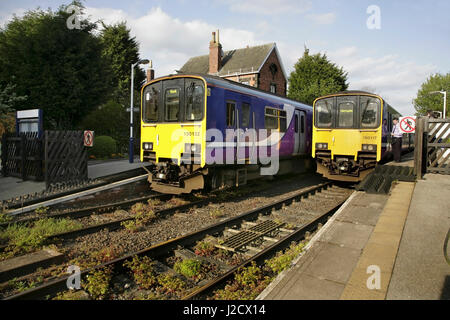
[
  {"xmin": 124, "ymin": 255, "xmax": 158, "ymax": 289},
  {"xmin": 213, "ymin": 242, "xmax": 307, "ymax": 300},
  {"xmin": 0, "ymin": 218, "xmax": 82, "ymax": 259},
  {"xmin": 174, "ymin": 259, "xmax": 202, "ymax": 278},
  {"xmin": 83, "ymin": 266, "xmax": 114, "ymax": 300},
  {"xmin": 121, "ymin": 202, "xmax": 156, "ymax": 232}
]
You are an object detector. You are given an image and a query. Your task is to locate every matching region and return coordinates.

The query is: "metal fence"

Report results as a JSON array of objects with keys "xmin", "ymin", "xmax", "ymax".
[{"xmin": 414, "ymin": 118, "xmax": 450, "ymax": 177}]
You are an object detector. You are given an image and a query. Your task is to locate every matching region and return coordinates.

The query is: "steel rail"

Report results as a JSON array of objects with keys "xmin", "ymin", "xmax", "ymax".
[
  {"xmin": 3, "ymin": 181, "xmax": 332, "ymax": 300},
  {"xmin": 0, "ymin": 193, "xmax": 170, "ymax": 230}
]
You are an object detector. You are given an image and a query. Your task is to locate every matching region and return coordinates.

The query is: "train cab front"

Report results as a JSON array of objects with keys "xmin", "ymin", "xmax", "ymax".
[
  {"xmin": 140, "ymin": 75, "xmax": 207, "ymax": 194},
  {"xmin": 312, "ymin": 93, "xmax": 383, "ymax": 182}
]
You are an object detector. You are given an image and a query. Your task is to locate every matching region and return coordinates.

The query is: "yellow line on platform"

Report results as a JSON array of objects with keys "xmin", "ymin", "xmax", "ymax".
[{"xmin": 340, "ymin": 182, "xmax": 415, "ymax": 300}]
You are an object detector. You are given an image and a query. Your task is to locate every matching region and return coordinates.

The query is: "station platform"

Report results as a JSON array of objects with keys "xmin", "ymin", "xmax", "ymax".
[
  {"xmin": 258, "ymin": 171, "xmax": 450, "ymax": 300},
  {"xmin": 0, "ymin": 158, "xmax": 145, "ymax": 202}
]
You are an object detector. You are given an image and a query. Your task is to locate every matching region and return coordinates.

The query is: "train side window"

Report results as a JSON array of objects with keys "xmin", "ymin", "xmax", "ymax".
[
  {"xmin": 164, "ymin": 88, "xmax": 180, "ymax": 121},
  {"xmin": 301, "ymin": 115, "xmax": 305, "ymax": 133},
  {"xmin": 241, "ymin": 103, "xmax": 251, "ymax": 128},
  {"xmin": 294, "ymin": 115, "xmax": 299, "ymax": 133},
  {"xmin": 336, "ymin": 96, "xmax": 356, "ymax": 128},
  {"xmin": 226, "ymin": 102, "xmax": 236, "ymax": 127},
  {"xmin": 143, "ymin": 85, "xmax": 159, "ymax": 122}
]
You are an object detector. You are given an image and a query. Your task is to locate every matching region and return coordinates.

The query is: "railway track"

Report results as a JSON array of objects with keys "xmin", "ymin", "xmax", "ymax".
[{"xmin": 2, "ymin": 181, "xmax": 352, "ymax": 300}]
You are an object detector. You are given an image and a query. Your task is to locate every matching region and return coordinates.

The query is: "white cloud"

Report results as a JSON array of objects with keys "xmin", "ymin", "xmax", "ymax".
[
  {"xmin": 224, "ymin": 0, "xmax": 312, "ymax": 15},
  {"xmin": 84, "ymin": 6, "xmax": 263, "ymax": 76},
  {"xmin": 0, "ymin": 8, "xmax": 26, "ymax": 28},
  {"xmin": 306, "ymin": 12, "xmax": 336, "ymax": 25},
  {"xmin": 327, "ymin": 46, "xmax": 437, "ymax": 115}
]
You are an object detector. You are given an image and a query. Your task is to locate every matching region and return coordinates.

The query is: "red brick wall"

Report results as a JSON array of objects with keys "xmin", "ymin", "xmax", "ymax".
[{"xmin": 258, "ymin": 50, "xmax": 286, "ymax": 96}]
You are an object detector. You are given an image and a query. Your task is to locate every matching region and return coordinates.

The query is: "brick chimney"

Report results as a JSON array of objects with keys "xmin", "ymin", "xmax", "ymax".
[
  {"xmin": 146, "ymin": 60, "xmax": 154, "ymax": 83},
  {"xmin": 209, "ymin": 30, "xmax": 222, "ymax": 74}
]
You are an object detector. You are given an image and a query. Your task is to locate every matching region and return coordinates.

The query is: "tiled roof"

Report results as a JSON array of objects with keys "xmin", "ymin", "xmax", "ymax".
[{"xmin": 180, "ymin": 43, "xmax": 275, "ymax": 76}]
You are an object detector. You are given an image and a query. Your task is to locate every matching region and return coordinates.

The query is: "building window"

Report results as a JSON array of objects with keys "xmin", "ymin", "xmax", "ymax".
[{"xmin": 270, "ymin": 83, "xmax": 276, "ymax": 94}]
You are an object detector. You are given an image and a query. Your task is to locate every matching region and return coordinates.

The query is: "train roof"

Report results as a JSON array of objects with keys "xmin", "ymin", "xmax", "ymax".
[{"xmin": 149, "ymin": 72, "xmax": 313, "ymax": 110}]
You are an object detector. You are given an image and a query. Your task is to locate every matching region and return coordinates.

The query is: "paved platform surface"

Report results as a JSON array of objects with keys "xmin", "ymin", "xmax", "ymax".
[
  {"xmin": 259, "ymin": 173, "xmax": 450, "ymax": 300},
  {"xmin": 0, "ymin": 158, "xmax": 144, "ymax": 201}
]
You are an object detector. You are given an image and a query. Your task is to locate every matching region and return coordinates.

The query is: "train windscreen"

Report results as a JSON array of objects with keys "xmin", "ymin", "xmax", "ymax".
[
  {"xmin": 315, "ymin": 95, "xmax": 381, "ymax": 129},
  {"xmin": 142, "ymin": 78, "xmax": 204, "ymax": 123}
]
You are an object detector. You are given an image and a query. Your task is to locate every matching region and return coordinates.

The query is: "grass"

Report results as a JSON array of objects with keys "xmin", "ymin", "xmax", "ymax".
[{"xmin": 0, "ymin": 218, "xmax": 82, "ymax": 253}]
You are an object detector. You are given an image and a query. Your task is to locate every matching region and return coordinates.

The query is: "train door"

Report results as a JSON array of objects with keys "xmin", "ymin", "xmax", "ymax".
[
  {"xmin": 156, "ymin": 78, "xmax": 184, "ymax": 159},
  {"xmin": 294, "ymin": 109, "xmax": 306, "ymax": 154}
]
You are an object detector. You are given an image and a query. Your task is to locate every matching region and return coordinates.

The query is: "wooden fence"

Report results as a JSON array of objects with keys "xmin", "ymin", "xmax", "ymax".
[
  {"xmin": 1, "ymin": 131, "xmax": 87, "ymax": 187},
  {"xmin": 414, "ymin": 118, "xmax": 450, "ymax": 177}
]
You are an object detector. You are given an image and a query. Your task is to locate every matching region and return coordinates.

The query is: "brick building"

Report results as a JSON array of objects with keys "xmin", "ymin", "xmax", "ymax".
[{"xmin": 180, "ymin": 31, "xmax": 288, "ymax": 96}]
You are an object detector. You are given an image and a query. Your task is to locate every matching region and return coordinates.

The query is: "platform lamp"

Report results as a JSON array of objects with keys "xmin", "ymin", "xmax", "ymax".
[
  {"xmin": 429, "ymin": 90, "xmax": 447, "ymax": 119},
  {"xmin": 129, "ymin": 59, "xmax": 150, "ymax": 163}
]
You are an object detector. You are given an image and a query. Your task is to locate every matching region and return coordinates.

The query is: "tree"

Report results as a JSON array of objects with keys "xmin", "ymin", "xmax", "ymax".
[
  {"xmin": 100, "ymin": 22, "xmax": 146, "ymax": 105},
  {"xmin": 0, "ymin": 82, "xmax": 27, "ymax": 135},
  {"xmin": 0, "ymin": 2, "xmax": 112, "ymax": 129},
  {"xmin": 288, "ymin": 48, "xmax": 349, "ymax": 105},
  {"xmin": 80, "ymin": 100, "xmax": 129, "ymax": 153},
  {"xmin": 413, "ymin": 73, "xmax": 450, "ymax": 117}
]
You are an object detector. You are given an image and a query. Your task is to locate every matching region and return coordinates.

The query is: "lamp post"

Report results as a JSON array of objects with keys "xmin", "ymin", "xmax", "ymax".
[
  {"xmin": 430, "ymin": 90, "xmax": 447, "ymax": 119},
  {"xmin": 129, "ymin": 59, "xmax": 150, "ymax": 163}
]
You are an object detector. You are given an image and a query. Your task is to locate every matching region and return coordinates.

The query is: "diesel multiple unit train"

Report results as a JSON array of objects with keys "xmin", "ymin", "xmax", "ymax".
[
  {"xmin": 312, "ymin": 91, "xmax": 414, "ymax": 182},
  {"xmin": 140, "ymin": 75, "xmax": 412, "ymax": 193},
  {"xmin": 140, "ymin": 74, "xmax": 313, "ymax": 194}
]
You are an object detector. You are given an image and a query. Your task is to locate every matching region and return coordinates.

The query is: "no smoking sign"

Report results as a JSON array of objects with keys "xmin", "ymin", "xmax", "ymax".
[
  {"xmin": 399, "ymin": 117, "xmax": 416, "ymax": 133},
  {"xmin": 84, "ymin": 130, "xmax": 94, "ymax": 147}
]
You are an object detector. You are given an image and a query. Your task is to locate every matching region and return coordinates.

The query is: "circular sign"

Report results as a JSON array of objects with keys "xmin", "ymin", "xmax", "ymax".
[
  {"xmin": 84, "ymin": 130, "xmax": 94, "ymax": 147},
  {"xmin": 400, "ymin": 117, "xmax": 416, "ymax": 133}
]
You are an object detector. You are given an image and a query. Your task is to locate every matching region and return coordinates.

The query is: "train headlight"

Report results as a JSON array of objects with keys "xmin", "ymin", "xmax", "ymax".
[
  {"xmin": 185, "ymin": 143, "xmax": 201, "ymax": 153},
  {"xmin": 316, "ymin": 143, "xmax": 328, "ymax": 150},
  {"xmin": 362, "ymin": 144, "xmax": 377, "ymax": 152},
  {"xmin": 143, "ymin": 142, "xmax": 153, "ymax": 151}
]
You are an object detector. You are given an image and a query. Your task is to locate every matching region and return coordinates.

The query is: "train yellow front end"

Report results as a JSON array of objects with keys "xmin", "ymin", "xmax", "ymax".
[
  {"xmin": 312, "ymin": 92, "xmax": 384, "ymax": 182},
  {"xmin": 140, "ymin": 75, "xmax": 207, "ymax": 194}
]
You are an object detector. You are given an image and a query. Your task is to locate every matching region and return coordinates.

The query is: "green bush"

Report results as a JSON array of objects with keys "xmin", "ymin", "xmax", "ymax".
[{"xmin": 90, "ymin": 135, "xmax": 117, "ymax": 158}]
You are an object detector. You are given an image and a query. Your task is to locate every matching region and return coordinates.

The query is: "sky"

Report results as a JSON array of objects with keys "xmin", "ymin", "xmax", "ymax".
[{"xmin": 1, "ymin": 0, "xmax": 449, "ymax": 116}]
